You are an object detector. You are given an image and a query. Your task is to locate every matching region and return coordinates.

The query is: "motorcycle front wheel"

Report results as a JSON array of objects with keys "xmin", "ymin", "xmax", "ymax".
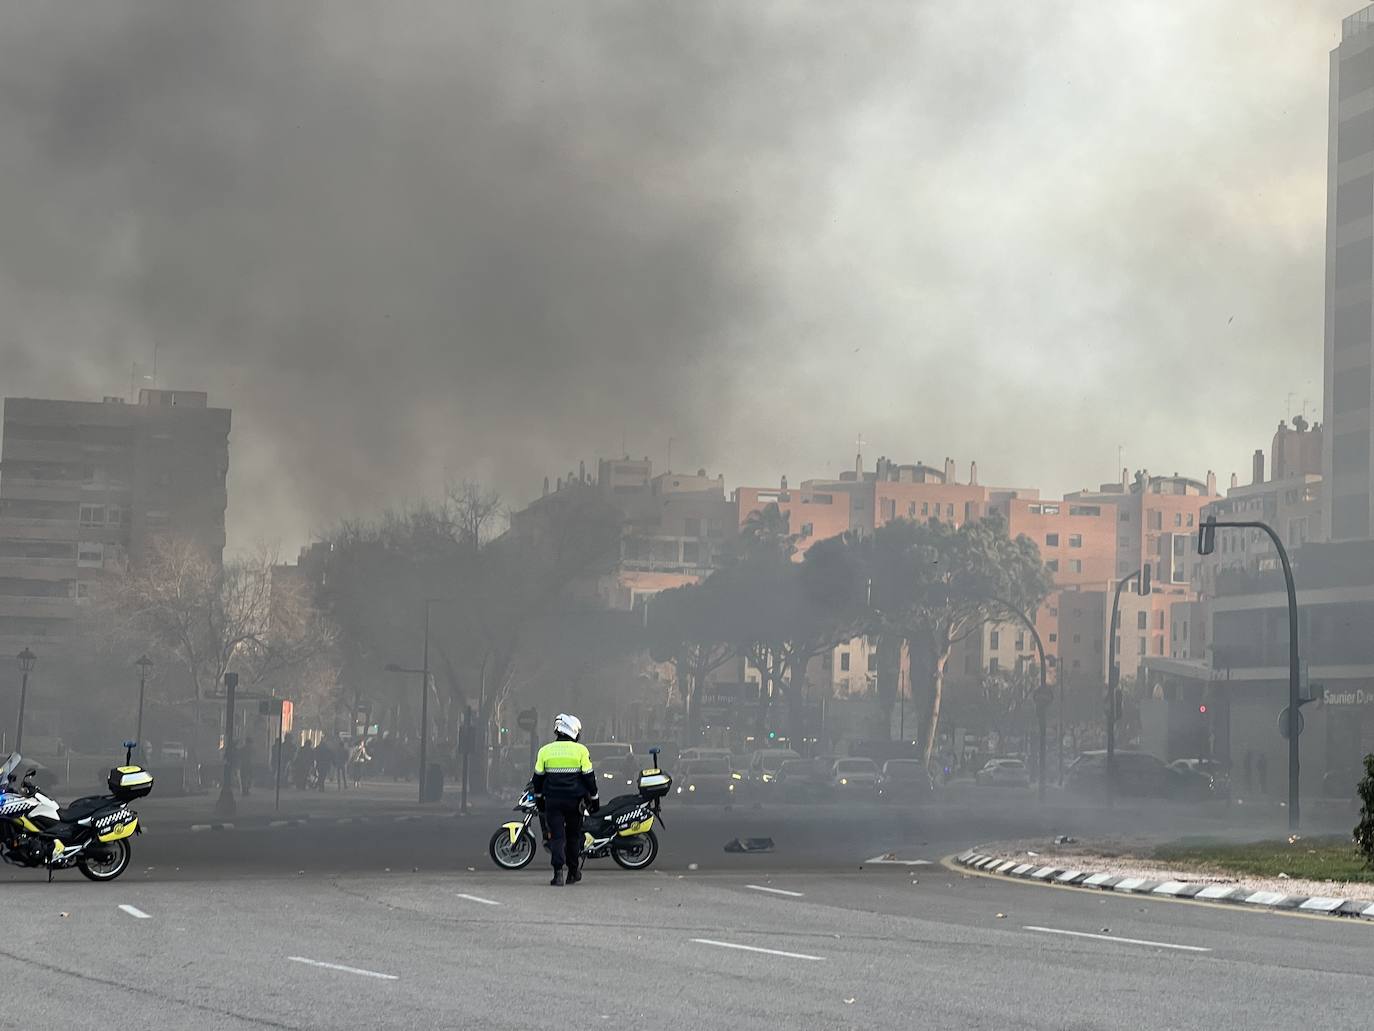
[
  {"xmin": 610, "ymin": 829, "xmax": 659, "ymax": 870},
  {"xmin": 77, "ymin": 839, "xmax": 132, "ymax": 882},
  {"xmin": 489, "ymin": 828, "xmax": 537, "ymax": 870}
]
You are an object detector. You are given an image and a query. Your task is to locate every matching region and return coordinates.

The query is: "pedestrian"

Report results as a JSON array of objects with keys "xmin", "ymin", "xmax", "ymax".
[
  {"xmin": 531, "ymin": 712, "xmax": 599, "ymax": 887},
  {"xmin": 315, "ymin": 739, "xmax": 334, "ymax": 791},
  {"xmin": 239, "ymin": 736, "xmax": 254, "ymax": 796},
  {"xmin": 334, "ymin": 740, "xmax": 347, "ymax": 791},
  {"xmin": 292, "ymin": 741, "xmax": 314, "ymax": 791},
  {"xmin": 349, "ymin": 737, "xmax": 371, "ymax": 787}
]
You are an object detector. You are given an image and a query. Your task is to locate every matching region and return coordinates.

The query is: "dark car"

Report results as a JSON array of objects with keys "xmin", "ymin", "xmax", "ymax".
[
  {"xmin": 877, "ymin": 759, "xmax": 935, "ymax": 802},
  {"xmin": 1067, "ymin": 750, "xmax": 1205, "ymax": 800},
  {"xmin": 775, "ymin": 758, "xmax": 829, "ymax": 802},
  {"xmin": 675, "ymin": 757, "xmax": 739, "ymax": 803},
  {"xmin": 1169, "ymin": 758, "xmax": 1230, "ymax": 800}
]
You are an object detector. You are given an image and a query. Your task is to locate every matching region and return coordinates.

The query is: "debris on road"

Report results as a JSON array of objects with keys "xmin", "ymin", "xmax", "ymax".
[
  {"xmin": 1054, "ymin": 835, "xmax": 1077, "ymax": 845},
  {"xmin": 724, "ymin": 837, "xmax": 775, "ymax": 853},
  {"xmin": 995, "ymin": 913, "xmax": 1006, "ymax": 919}
]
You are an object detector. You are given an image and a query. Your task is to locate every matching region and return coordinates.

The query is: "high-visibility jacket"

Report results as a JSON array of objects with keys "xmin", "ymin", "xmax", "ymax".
[{"xmin": 532, "ymin": 739, "xmax": 599, "ymax": 804}]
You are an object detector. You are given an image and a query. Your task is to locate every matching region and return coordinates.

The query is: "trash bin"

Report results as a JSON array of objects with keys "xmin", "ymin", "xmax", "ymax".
[{"xmin": 421, "ymin": 762, "xmax": 445, "ymax": 802}]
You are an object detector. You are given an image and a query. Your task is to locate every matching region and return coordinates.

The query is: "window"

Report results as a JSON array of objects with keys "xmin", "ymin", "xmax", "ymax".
[
  {"xmin": 921, "ymin": 502, "xmax": 929, "ymax": 516},
  {"xmin": 1186, "ymin": 514, "xmax": 1195, "ymax": 527},
  {"xmin": 800, "ymin": 522, "xmax": 814, "ymax": 538},
  {"xmin": 106, "ymin": 506, "xmax": 124, "ymax": 526},
  {"xmin": 1048, "ymin": 633, "xmax": 1057, "ymax": 643},
  {"xmin": 77, "ymin": 542, "xmax": 103, "ymax": 568},
  {"xmin": 1157, "ymin": 611, "xmax": 1165, "ymax": 630},
  {"xmin": 682, "ymin": 541, "xmax": 700, "ymax": 564},
  {"xmin": 1068, "ymin": 534, "xmax": 1082, "ymax": 548},
  {"xmin": 945, "ymin": 504, "xmax": 953, "ymax": 517},
  {"xmin": 1069, "ymin": 505, "xmax": 1100, "ymax": 516},
  {"xmin": 1015, "ymin": 632, "xmax": 1025, "ymax": 650},
  {"xmin": 1068, "ymin": 559, "xmax": 1083, "ymax": 573},
  {"xmin": 989, "ymin": 630, "xmax": 1000, "ymax": 649},
  {"xmin": 867, "ymin": 651, "xmax": 877, "ymax": 672},
  {"xmin": 1174, "ymin": 513, "xmax": 1182, "ymax": 527},
  {"xmin": 79, "ymin": 504, "xmax": 105, "ymax": 527},
  {"xmin": 1148, "ymin": 511, "xmax": 1162, "ymax": 530},
  {"xmin": 1045, "ymin": 533, "xmax": 1060, "ymax": 547},
  {"xmin": 1158, "ymin": 637, "xmax": 1165, "ymax": 655},
  {"xmin": 1120, "ymin": 511, "xmax": 1131, "ymax": 522},
  {"xmin": 1137, "ymin": 612, "xmax": 1148, "ymax": 629},
  {"xmin": 1046, "ymin": 559, "xmax": 1059, "ymax": 572},
  {"xmin": 988, "ymin": 658, "xmax": 1000, "ymax": 673},
  {"xmin": 75, "ymin": 582, "xmax": 90, "ymax": 601},
  {"xmin": 1138, "ymin": 636, "xmax": 1147, "ymax": 654},
  {"xmin": 908, "ymin": 502, "xmax": 916, "ymax": 517},
  {"xmin": 840, "ymin": 653, "xmax": 850, "ymax": 672}
]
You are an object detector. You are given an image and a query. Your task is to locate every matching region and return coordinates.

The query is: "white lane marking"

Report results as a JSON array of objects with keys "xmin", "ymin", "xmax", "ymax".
[
  {"xmin": 745, "ymin": 884, "xmax": 805, "ymax": 898},
  {"xmin": 690, "ymin": 938, "xmax": 825, "ymax": 962},
  {"xmin": 1023, "ymin": 926, "xmax": 1211, "ymax": 953},
  {"xmin": 287, "ymin": 956, "xmax": 399, "ymax": 980},
  {"xmin": 865, "ymin": 855, "xmax": 933, "ymax": 866},
  {"xmin": 455, "ymin": 893, "xmax": 502, "ymax": 906},
  {"xmin": 118, "ymin": 904, "xmax": 150, "ymax": 919}
]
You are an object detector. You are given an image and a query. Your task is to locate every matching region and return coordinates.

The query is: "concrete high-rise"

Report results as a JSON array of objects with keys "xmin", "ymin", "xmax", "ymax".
[
  {"xmin": 0, "ymin": 389, "xmax": 231, "ymax": 652},
  {"xmin": 1323, "ymin": 5, "xmax": 1374, "ymax": 539}
]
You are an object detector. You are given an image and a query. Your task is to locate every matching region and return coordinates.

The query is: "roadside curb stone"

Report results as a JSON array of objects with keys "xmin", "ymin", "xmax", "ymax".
[{"xmin": 954, "ymin": 849, "xmax": 1374, "ymax": 923}]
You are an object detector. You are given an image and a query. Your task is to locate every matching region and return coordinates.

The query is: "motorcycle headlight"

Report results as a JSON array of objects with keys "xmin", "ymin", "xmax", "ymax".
[
  {"xmin": 761, "ymin": 773, "xmax": 774, "ymax": 783},
  {"xmin": 728, "ymin": 783, "xmax": 735, "ymax": 791},
  {"xmin": 688, "ymin": 784, "xmax": 696, "ymax": 792},
  {"xmin": 840, "ymin": 778, "xmax": 848, "ymax": 785}
]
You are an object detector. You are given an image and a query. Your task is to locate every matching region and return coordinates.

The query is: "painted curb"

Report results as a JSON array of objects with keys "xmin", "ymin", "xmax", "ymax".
[{"xmin": 954, "ymin": 849, "xmax": 1374, "ymax": 922}]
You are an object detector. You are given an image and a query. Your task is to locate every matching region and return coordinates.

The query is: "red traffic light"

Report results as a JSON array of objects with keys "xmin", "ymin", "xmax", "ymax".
[{"xmin": 1198, "ymin": 704, "xmax": 1208, "ymax": 715}]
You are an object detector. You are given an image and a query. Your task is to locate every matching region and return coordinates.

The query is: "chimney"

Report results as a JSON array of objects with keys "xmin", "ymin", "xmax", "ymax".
[
  {"xmin": 579, "ymin": 460, "xmax": 586, "ymax": 482},
  {"xmin": 556, "ymin": 477, "xmax": 563, "ymax": 492},
  {"xmin": 780, "ymin": 475, "xmax": 788, "ymax": 491},
  {"xmin": 1205, "ymin": 470, "xmax": 1216, "ymax": 496},
  {"xmin": 1251, "ymin": 449, "xmax": 1265, "ymax": 486},
  {"xmin": 944, "ymin": 457, "xmax": 956, "ymax": 482},
  {"xmin": 855, "ymin": 452, "xmax": 863, "ymax": 476},
  {"xmin": 1121, "ymin": 467, "xmax": 1128, "ymax": 487},
  {"xmin": 969, "ymin": 461, "xmax": 979, "ymax": 486},
  {"xmin": 697, "ymin": 468, "xmax": 706, "ymax": 477},
  {"xmin": 543, "ymin": 476, "xmax": 550, "ymax": 497},
  {"xmin": 1230, "ymin": 472, "xmax": 1238, "ymax": 490}
]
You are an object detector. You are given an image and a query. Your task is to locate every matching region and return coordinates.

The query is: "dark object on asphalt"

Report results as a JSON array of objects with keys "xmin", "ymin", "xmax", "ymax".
[
  {"xmin": 724, "ymin": 837, "xmax": 775, "ymax": 853},
  {"xmin": 1054, "ymin": 835, "xmax": 1077, "ymax": 845}
]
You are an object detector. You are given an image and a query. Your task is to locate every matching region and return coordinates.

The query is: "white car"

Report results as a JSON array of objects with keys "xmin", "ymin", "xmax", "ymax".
[
  {"xmin": 830, "ymin": 758, "xmax": 880, "ymax": 791},
  {"xmin": 974, "ymin": 758, "xmax": 1030, "ymax": 787}
]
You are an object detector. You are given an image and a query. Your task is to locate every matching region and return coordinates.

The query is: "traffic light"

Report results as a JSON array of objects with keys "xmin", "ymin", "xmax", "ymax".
[
  {"xmin": 767, "ymin": 730, "xmax": 777, "ymax": 741},
  {"xmin": 1137, "ymin": 563, "xmax": 1152, "ymax": 596},
  {"xmin": 1197, "ymin": 515, "xmax": 1217, "ymax": 556},
  {"xmin": 1198, "ymin": 704, "xmax": 1208, "ymax": 715}
]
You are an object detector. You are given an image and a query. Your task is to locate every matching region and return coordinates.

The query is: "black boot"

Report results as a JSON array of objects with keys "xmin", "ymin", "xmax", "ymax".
[
  {"xmin": 550, "ymin": 868, "xmax": 565, "ymax": 887},
  {"xmin": 567, "ymin": 862, "xmax": 582, "ymax": 884}
]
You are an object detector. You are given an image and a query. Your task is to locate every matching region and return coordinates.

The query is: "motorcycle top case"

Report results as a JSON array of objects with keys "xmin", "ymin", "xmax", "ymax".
[
  {"xmin": 108, "ymin": 765, "xmax": 154, "ymax": 801},
  {"xmin": 637, "ymin": 768, "xmax": 672, "ymax": 799}
]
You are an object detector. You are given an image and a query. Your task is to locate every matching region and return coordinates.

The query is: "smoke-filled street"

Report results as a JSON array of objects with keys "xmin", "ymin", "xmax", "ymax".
[{"xmin": 3, "ymin": 798, "xmax": 1371, "ymax": 1031}]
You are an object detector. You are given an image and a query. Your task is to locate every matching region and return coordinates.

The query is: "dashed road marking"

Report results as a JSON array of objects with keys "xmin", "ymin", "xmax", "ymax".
[
  {"xmin": 455, "ymin": 893, "xmax": 501, "ymax": 906},
  {"xmin": 287, "ymin": 956, "xmax": 399, "ymax": 980},
  {"xmin": 690, "ymin": 938, "xmax": 825, "ymax": 962},
  {"xmin": 745, "ymin": 884, "xmax": 805, "ymax": 898},
  {"xmin": 1023, "ymin": 925, "xmax": 1211, "ymax": 953},
  {"xmin": 118, "ymin": 904, "xmax": 151, "ymax": 919}
]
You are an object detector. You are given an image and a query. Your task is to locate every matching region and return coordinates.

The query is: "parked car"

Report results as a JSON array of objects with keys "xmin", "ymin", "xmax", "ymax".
[
  {"xmin": 974, "ymin": 758, "xmax": 1031, "ymax": 788},
  {"xmin": 585, "ymin": 742, "xmax": 637, "ymax": 786},
  {"xmin": 830, "ymin": 757, "xmax": 881, "ymax": 792},
  {"xmin": 1066, "ymin": 750, "xmax": 1203, "ymax": 800},
  {"xmin": 676, "ymin": 757, "xmax": 739, "ymax": 803},
  {"xmin": 1169, "ymin": 758, "xmax": 1230, "ymax": 799},
  {"xmin": 748, "ymin": 748, "xmax": 801, "ymax": 788},
  {"xmin": 678, "ymin": 747, "xmax": 733, "ymax": 764},
  {"xmin": 877, "ymin": 759, "xmax": 935, "ymax": 802}
]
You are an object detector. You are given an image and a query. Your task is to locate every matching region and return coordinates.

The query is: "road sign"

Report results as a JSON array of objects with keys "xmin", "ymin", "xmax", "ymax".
[
  {"xmin": 1278, "ymin": 706, "xmax": 1304, "ymax": 740},
  {"xmin": 517, "ymin": 708, "xmax": 538, "ymax": 733}
]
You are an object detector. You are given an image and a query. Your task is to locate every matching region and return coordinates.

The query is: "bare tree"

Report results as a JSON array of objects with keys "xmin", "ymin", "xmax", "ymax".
[{"xmin": 448, "ymin": 480, "xmax": 504, "ymax": 552}]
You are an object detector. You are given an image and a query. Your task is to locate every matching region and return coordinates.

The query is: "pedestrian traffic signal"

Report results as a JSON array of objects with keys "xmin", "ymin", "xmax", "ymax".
[
  {"xmin": 1197, "ymin": 515, "xmax": 1217, "ymax": 556},
  {"xmin": 1198, "ymin": 704, "xmax": 1207, "ymax": 715}
]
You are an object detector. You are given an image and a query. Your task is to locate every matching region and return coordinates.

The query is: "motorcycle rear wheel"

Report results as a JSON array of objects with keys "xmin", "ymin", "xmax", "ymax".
[
  {"xmin": 77, "ymin": 839, "xmax": 131, "ymax": 882},
  {"xmin": 610, "ymin": 829, "xmax": 658, "ymax": 870},
  {"xmin": 489, "ymin": 828, "xmax": 537, "ymax": 870}
]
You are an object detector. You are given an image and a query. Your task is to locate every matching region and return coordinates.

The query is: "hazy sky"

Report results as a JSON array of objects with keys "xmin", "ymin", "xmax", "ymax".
[{"xmin": 0, "ymin": 2, "xmax": 1354, "ymax": 553}]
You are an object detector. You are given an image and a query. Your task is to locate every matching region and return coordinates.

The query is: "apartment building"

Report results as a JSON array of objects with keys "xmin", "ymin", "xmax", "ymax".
[{"xmin": 0, "ymin": 389, "xmax": 231, "ymax": 652}]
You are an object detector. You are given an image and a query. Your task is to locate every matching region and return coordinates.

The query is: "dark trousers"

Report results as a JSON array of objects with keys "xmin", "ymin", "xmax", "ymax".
[{"xmin": 544, "ymin": 801, "xmax": 583, "ymax": 871}]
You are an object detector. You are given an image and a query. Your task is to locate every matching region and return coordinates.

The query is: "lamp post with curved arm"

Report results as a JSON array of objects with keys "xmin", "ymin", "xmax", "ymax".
[{"xmin": 987, "ymin": 600, "xmax": 1051, "ymax": 803}]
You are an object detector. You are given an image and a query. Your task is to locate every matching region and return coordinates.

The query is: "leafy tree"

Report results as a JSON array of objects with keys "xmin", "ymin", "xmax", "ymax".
[
  {"xmin": 865, "ymin": 516, "xmax": 1051, "ymax": 765},
  {"xmin": 645, "ymin": 578, "xmax": 736, "ymax": 743},
  {"xmin": 1356, "ymin": 753, "xmax": 1374, "ymax": 868}
]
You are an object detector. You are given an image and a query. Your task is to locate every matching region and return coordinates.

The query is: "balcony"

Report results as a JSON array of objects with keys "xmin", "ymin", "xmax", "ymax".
[
  {"xmin": 0, "ymin": 558, "xmax": 75, "ymax": 581},
  {"xmin": 0, "ymin": 519, "xmax": 81, "ymax": 540},
  {"xmin": 0, "ymin": 596, "xmax": 77, "ymax": 620},
  {"xmin": 0, "ymin": 481, "xmax": 82, "ymax": 503}
]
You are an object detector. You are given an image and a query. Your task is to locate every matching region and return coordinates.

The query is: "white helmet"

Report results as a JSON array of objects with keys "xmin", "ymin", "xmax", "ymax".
[{"xmin": 554, "ymin": 713, "xmax": 582, "ymax": 741}]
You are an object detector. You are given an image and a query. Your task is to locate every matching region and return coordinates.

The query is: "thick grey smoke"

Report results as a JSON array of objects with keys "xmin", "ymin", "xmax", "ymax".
[{"xmin": 0, "ymin": 2, "xmax": 1351, "ymax": 549}]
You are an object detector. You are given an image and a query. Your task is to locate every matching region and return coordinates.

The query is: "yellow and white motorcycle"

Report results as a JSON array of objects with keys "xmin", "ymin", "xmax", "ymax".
[
  {"xmin": 0, "ymin": 743, "xmax": 151, "ymax": 882},
  {"xmin": 489, "ymin": 758, "xmax": 672, "ymax": 873}
]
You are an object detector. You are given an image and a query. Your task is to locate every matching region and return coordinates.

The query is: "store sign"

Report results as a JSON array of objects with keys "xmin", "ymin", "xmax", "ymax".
[{"xmin": 1322, "ymin": 687, "xmax": 1374, "ymax": 706}]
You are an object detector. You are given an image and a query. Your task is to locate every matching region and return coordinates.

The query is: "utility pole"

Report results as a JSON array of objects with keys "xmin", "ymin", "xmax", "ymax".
[{"xmin": 1106, "ymin": 564, "xmax": 1152, "ymax": 807}]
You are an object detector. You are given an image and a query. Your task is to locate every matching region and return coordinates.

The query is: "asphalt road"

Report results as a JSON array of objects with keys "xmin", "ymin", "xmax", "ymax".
[{"xmin": 3, "ymin": 797, "xmax": 1368, "ymax": 1029}]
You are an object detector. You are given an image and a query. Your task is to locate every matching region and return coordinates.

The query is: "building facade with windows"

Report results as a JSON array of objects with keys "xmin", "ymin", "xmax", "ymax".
[{"xmin": 0, "ymin": 390, "xmax": 231, "ymax": 651}]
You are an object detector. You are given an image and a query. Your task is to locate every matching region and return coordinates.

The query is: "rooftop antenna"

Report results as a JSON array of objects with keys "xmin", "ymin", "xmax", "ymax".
[
  {"xmin": 666, "ymin": 436, "xmax": 674, "ymax": 474},
  {"xmin": 855, "ymin": 431, "xmax": 866, "ymax": 475},
  {"xmin": 1285, "ymin": 392, "xmax": 1296, "ymax": 419}
]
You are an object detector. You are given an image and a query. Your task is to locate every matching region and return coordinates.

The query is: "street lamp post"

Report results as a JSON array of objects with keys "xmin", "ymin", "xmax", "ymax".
[
  {"xmin": 1106, "ymin": 565, "xmax": 1153, "ymax": 807},
  {"xmin": 1198, "ymin": 516, "xmax": 1305, "ymax": 829},
  {"xmin": 134, "ymin": 654, "xmax": 154, "ymax": 762},
  {"xmin": 385, "ymin": 595, "xmax": 456, "ymax": 805},
  {"xmin": 14, "ymin": 648, "xmax": 36, "ymax": 754},
  {"xmin": 987, "ymin": 601, "xmax": 1051, "ymax": 803}
]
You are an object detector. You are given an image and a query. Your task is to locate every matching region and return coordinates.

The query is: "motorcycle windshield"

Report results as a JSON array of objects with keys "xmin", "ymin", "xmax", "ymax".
[{"xmin": 0, "ymin": 753, "xmax": 20, "ymax": 783}]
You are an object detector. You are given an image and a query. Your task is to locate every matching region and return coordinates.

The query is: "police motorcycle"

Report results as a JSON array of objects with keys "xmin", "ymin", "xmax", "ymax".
[
  {"xmin": 489, "ymin": 748, "xmax": 672, "ymax": 872},
  {"xmin": 0, "ymin": 742, "xmax": 152, "ymax": 882}
]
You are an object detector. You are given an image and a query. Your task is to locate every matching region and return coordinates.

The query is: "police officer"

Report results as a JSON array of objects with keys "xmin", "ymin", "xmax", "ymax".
[{"xmin": 531, "ymin": 713, "xmax": 600, "ymax": 886}]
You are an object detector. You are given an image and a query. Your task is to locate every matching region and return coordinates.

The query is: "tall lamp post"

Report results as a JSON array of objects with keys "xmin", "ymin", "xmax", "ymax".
[
  {"xmin": 134, "ymin": 654, "xmax": 154, "ymax": 762},
  {"xmin": 385, "ymin": 595, "xmax": 456, "ymax": 805},
  {"xmin": 15, "ymin": 647, "xmax": 36, "ymax": 753},
  {"xmin": 1106, "ymin": 564, "xmax": 1153, "ymax": 807},
  {"xmin": 987, "ymin": 600, "xmax": 1051, "ymax": 803}
]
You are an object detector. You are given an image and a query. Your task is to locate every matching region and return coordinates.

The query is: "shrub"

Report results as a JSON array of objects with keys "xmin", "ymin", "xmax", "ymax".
[{"xmin": 1356, "ymin": 753, "xmax": 1374, "ymax": 868}]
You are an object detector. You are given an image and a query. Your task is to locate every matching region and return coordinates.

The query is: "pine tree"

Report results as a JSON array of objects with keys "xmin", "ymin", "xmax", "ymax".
[{"xmin": 1355, "ymin": 753, "xmax": 1374, "ymax": 868}]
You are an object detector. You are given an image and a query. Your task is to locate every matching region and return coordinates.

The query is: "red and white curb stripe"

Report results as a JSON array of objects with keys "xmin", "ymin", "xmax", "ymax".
[{"xmin": 955, "ymin": 849, "xmax": 1374, "ymax": 922}]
